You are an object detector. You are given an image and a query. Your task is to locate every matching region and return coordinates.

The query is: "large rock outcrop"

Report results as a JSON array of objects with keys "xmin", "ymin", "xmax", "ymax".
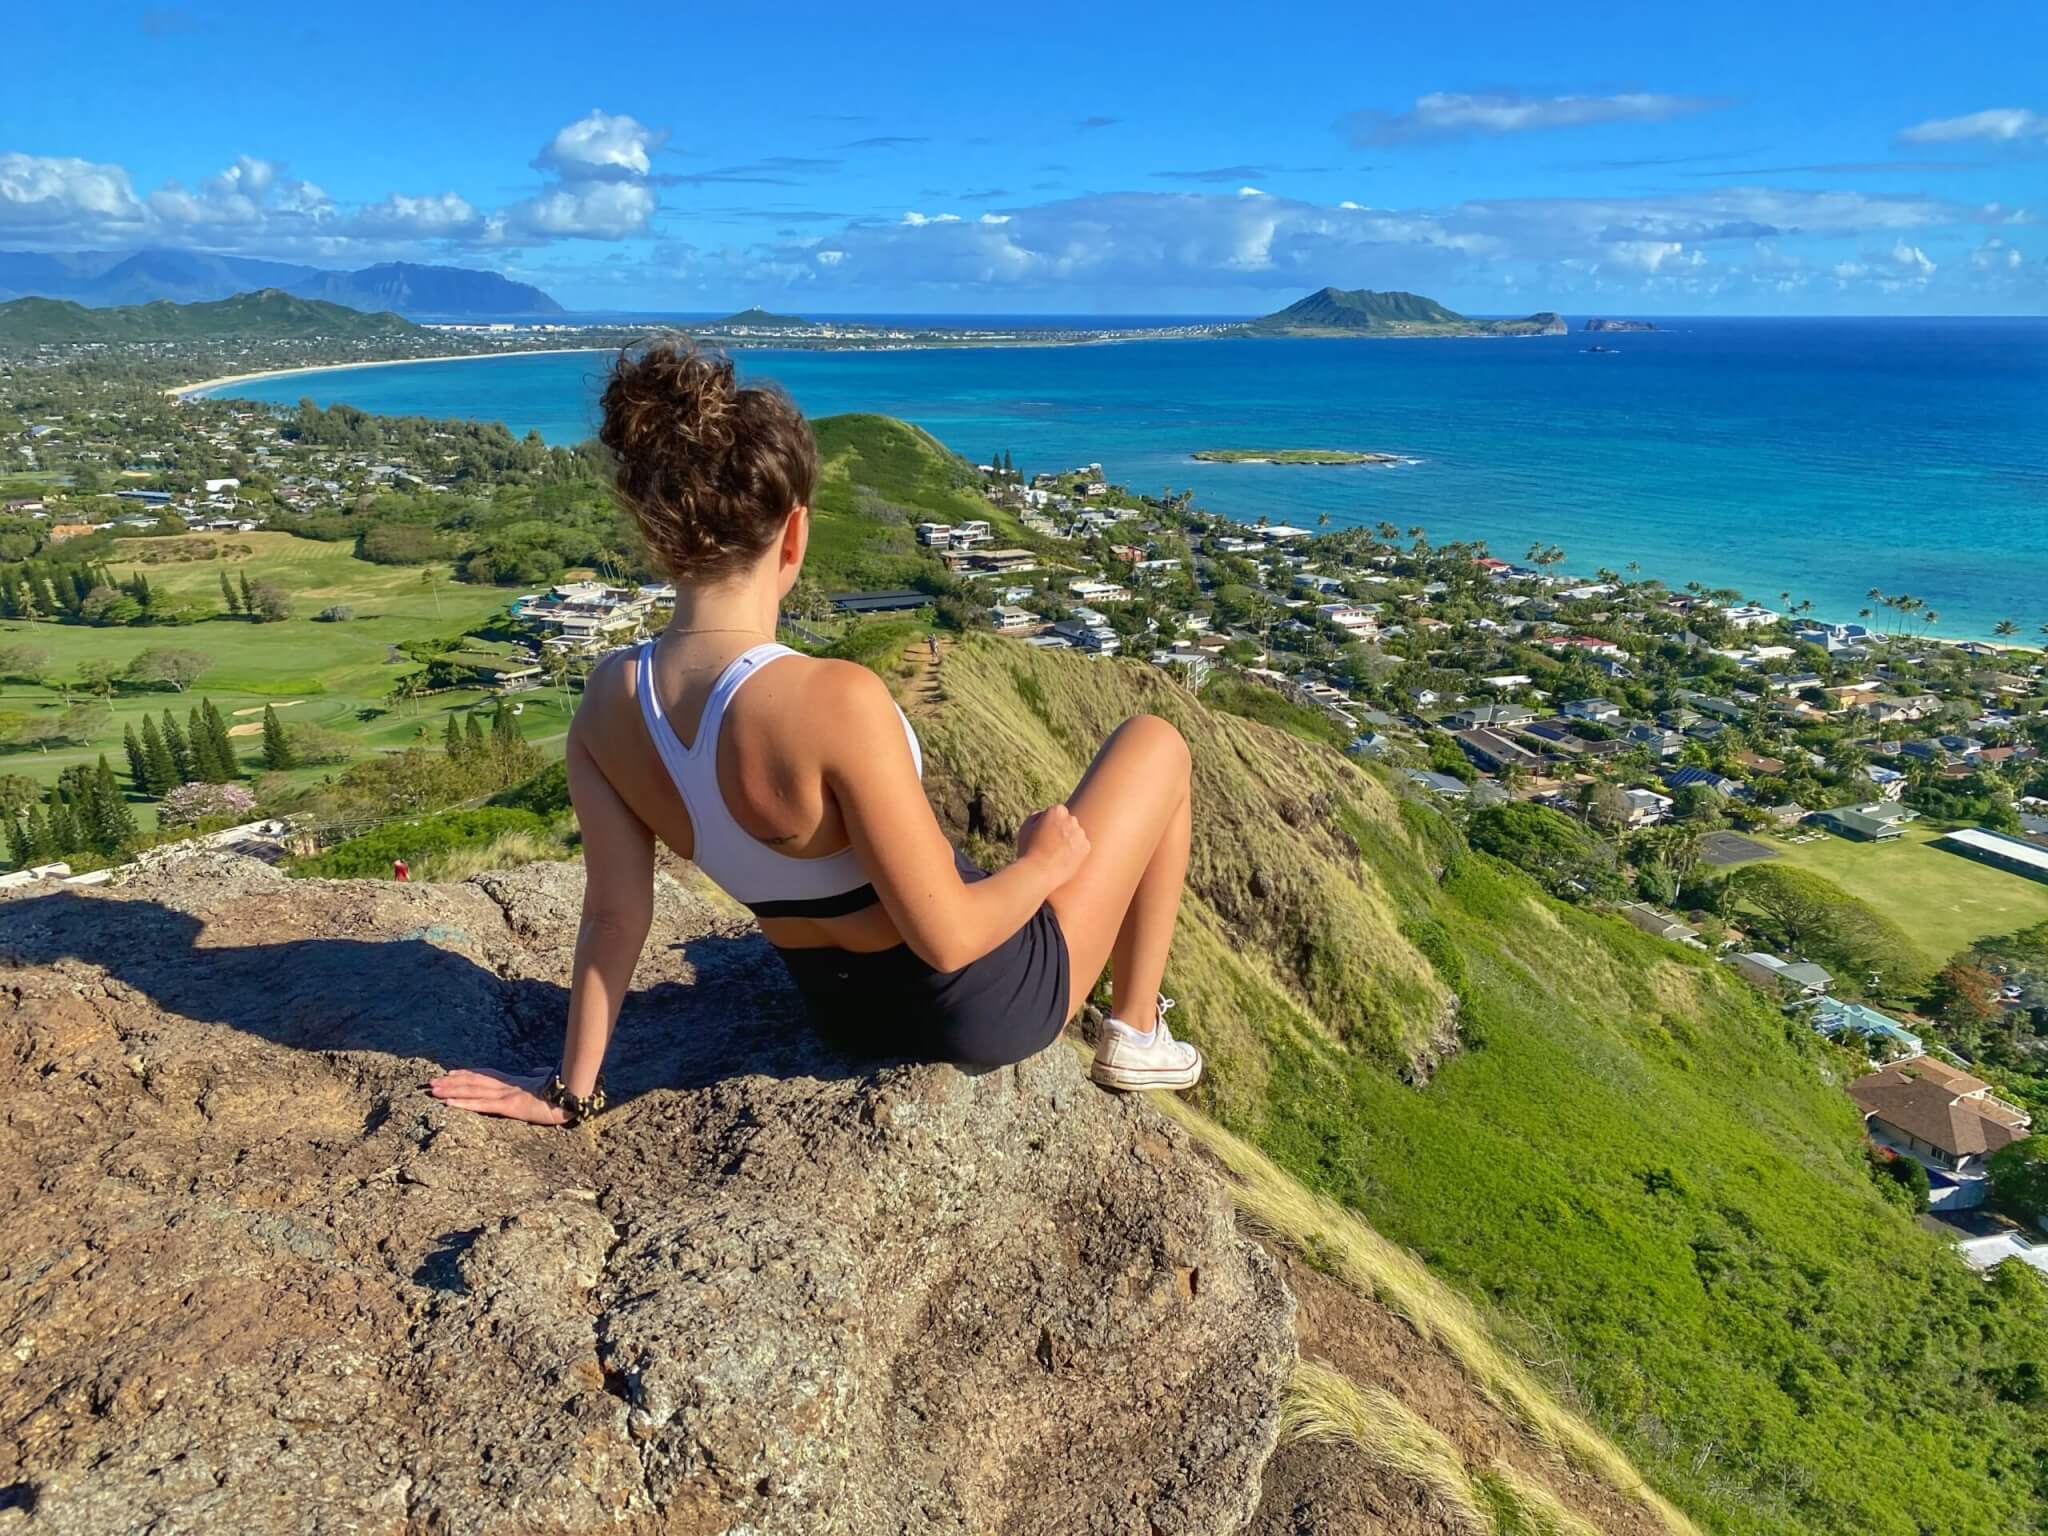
[{"xmin": 0, "ymin": 854, "xmax": 1294, "ymax": 1533}]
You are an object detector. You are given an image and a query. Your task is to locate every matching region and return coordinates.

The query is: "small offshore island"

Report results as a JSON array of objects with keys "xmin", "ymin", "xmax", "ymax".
[{"xmin": 1192, "ymin": 448, "xmax": 1400, "ymax": 465}]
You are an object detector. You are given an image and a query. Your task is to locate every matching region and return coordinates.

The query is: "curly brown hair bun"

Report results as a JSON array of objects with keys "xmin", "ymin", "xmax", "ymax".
[{"xmin": 597, "ymin": 341, "xmax": 818, "ymax": 580}]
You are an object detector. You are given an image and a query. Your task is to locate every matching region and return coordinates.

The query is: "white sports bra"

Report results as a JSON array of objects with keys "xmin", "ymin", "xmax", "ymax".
[{"xmin": 634, "ymin": 639, "xmax": 922, "ymax": 918}]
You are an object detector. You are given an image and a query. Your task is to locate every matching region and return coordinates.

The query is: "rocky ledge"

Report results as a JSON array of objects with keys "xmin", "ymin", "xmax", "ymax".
[{"xmin": 0, "ymin": 854, "xmax": 1294, "ymax": 1534}]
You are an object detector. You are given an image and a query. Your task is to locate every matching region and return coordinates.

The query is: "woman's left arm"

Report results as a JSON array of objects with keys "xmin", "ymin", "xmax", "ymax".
[{"xmin": 429, "ymin": 727, "xmax": 655, "ymax": 1125}]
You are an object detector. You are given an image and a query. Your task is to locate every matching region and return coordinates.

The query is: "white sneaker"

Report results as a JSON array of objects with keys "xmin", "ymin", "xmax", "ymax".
[{"xmin": 1091, "ymin": 997, "xmax": 1203, "ymax": 1091}]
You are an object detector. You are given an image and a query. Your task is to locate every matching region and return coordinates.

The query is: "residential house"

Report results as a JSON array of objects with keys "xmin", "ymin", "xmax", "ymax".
[
  {"xmin": 1049, "ymin": 617, "xmax": 1120, "ymax": 655},
  {"xmin": 1807, "ymin": 998, "xmax": 1923, "ymax": 1059},
  {"xmin": 988, "ymin": 604, "xmax": 1039, "ymax": 633},
  {"xmin": 1617, "ymin": 902, "xmax": 1702, "ymax": 946},
  {"xmin": 1067, "ymin": 578, "xmax": 1131, "ymax": 605},
  {"xmin": 1722, "ymin": 604, "xmax": 1782, "ymax": 630},
  {"xmin": 1730, "ymin": 952, "xmax": 1833, "ymax": 999},
  {"xmin": 1454, "ymin": 728, "xmax": 1544, "ymax": 776},
  {"xmin": 1444, "ymin": 701, "xmax": 1536, "ymax": 731},
  {"xmin": 1663, "ymin": 765, "xmax": 1745, "ymax": 798},
  {"xmin": 1849, "ymin": 1057, "xmax": 2031, "ymax": 1176},
  {"xmin": 1560, "ymin": 697, "xmax": 1622, "ymax": 724},
  {"xmin": 1621, "ymin": 787, "xmax": 1675, "ymax": 826}
]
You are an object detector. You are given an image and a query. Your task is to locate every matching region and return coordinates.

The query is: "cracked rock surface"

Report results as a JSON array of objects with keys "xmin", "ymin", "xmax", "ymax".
[{"xmin": 0, "ymin": 854, "xmax": 1294, "ymax": 1533}]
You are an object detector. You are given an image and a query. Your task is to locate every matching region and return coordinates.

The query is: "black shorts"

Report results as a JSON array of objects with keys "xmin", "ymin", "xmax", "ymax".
[{"xmin": 774, "ymin": 856, "xmax": 1072, "ymax": 1069}]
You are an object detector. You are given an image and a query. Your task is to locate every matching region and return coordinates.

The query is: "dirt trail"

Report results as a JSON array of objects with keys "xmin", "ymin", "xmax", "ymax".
[{"xmin": 899, "ymin": 634, "xmax": 954, "ymax": 717}]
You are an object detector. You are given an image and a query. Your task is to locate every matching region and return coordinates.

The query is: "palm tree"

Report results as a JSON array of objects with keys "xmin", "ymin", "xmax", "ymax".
[{"xmin": 1994, "ymin": 618, "xmax": 2020, "ymax": 640}]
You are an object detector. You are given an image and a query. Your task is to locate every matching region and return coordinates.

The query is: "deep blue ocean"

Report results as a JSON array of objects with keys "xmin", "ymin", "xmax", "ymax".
[{"xmin": 205, "ymin": 317, "xmax": 2048, "ymax": 640}]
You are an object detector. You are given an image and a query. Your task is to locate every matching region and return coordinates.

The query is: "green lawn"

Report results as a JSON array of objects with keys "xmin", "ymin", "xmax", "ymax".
[
  {"xmin": 1738, "ymin": 822, "xmax": 2048, "ymax": 965},
  {"xmin": 0, "ymin": 531, "xmax": 573, "ymax": 812}
]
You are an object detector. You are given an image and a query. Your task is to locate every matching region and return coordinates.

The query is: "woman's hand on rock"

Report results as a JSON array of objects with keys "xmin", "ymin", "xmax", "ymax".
[
  {"xmin": 1017, "ymin": 804, "xmax": 1091, "ymax": 887},
  {"xmin": 428, "ymin": 1067, "xmax": 568, "ymax": 1126}
]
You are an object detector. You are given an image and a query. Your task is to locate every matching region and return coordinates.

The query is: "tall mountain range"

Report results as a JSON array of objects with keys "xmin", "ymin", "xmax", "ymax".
[
  {"xmin": 1242, "ymin": 285, "xmax": 1566, "ymax": 337},
  {"xmin": 0, "ymin": 248, "xmax": 562, "ymax": 317}
]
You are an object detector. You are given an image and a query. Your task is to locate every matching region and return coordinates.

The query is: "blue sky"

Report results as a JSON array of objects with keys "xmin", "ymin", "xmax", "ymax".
[{"xmin": 6, "ymin": 1, "xmax": 2045, "ymax": 314}]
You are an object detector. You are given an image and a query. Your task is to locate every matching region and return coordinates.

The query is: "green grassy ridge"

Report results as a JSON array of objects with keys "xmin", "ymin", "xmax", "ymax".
[
  {"xmin": 926, "ymin": 637, "xmax": 2048, "ymax": 1536},
  {"xmin": 0, "ymin": 288, "xmax": 416, "ymax": 344},
  {"xmin": 807, "ymin": 413, "xmax": 1046, "ymax": 590}
]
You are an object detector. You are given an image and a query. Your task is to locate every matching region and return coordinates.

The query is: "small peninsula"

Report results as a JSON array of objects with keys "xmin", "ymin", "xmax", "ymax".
[
  {"xmin": 1583, "ymin": 318, "xmax": 1657, "ymax": 333},
  {"xmin": 1237, "ymin": 286, "xmax": 1567, "ymax": 339},
  {"xmin": 1192, "ymin": 447, "xmax": 1400, "ymax": 465}
]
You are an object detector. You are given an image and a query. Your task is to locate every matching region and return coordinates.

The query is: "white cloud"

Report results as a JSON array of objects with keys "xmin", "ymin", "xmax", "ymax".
[
  {"xmin": 148, "ymin": 154, "xmax": 333, "ymax": 234},
  {"xmin": 1343, "ymin": 90, "xmax": 1725, "ymax": 146},
  {"xmin": 353, "ymin": 191, "xmax": 483, "ymax": 239},
  {"xmin": 1337, "ymin": 200, "xmax": 1363, "ymax": 210},
  {"xmin": 0, "ymin": 152, "xmax": 146, "ymax": 233},
  {"xmin": 1971, "ymin": 238, "xmax": 2024, "ymax": 271},
  {"xmin": 532, "ymin": 109, "xmax": 666, "ymax": 179},
  {"xmin": 815, "ymin": 249, "xmax": 845, "ymax": 265},
  {"xmin": 1891, "ymin": 241, "xmax": 1936, "ymax": 277},
  {"xmin": 1900, "ymin": 107, "xmax": 2047, "ymax": 144},
  {"xmin": 1602, "ymin": 240, "xmax": 1688, "ymax": 273},
  {"xmin": 1236, "ymin": 185, "xmax": 1268, "ymax": 198},
  {"xmin": 900, "ymin": 211, "xmax": 961, "ymax": 225},
  {"xmin": 504, "ymin": 179, "xmax": 655, "ymax": 240},
  {"xmin": 978, "ymin": 212, "xmax": 1010, "ymax": 224}
]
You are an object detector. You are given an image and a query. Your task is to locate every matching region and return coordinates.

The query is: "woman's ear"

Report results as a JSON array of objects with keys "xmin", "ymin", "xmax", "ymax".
[{"xmin": 780, "ymin": 504, "xmax": 810, "ymax": 573}]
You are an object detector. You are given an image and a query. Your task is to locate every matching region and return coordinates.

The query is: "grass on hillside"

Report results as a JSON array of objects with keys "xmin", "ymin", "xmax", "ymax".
[
  {"xmin": 1283, "ymin": 1362, "xmax": 1491, "ymax": 1533},
  {"xmin": 807, "ymin": 413, "xmax": 1045, "ymax": 590},
  {"xmin": 1735, "ymin": 822, "xmax": 2048, "ymax": 967},
  {"xmin": 1160, "ymin": 1095, "xmax": 1694, "ymax": 1534},
  {"xmin": 924, "ymin": 637, "xmax": 2048, "ymax": 1536}
]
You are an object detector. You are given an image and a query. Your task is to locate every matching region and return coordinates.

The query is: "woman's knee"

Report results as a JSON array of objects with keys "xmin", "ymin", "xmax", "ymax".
[{"xmin": 1115, "ymin": 713, "xmax": 1191, "ymax": 776}]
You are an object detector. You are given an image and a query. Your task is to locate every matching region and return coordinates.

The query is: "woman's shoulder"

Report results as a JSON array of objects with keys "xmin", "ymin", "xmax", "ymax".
[{"xmin": 775, "ymin": 652, "xmax": 896, "ymax": 723}]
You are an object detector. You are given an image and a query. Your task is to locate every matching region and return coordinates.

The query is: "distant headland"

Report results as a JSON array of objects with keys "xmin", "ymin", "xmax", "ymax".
[
  {"xmin": 1233, "ymin": 286, "xmax": 1567, "ymax": 339},
  {"xmin": 1192, "ymin": 448, "xmax": 1401, "ymax": 465},
  {"xmin": 1583, "ymin": 318, "xmax": 1657, "ymax": 333}
]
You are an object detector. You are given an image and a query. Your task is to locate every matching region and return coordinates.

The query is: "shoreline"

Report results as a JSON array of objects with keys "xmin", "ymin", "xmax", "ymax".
[
  {"xmin": 165, "ymin": 346, "xmax": 616, "ymax": 400},
  {"xmin": 161, "ymin": 348, "xmax": 2038, "ymax": 648}
]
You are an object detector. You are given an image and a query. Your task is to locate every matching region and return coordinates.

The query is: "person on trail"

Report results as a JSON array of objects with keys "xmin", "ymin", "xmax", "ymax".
[
  {"xmin": 927, "ymin": 634, "xmax": 939, "ymax": 661},
  {"xmin": 392, "ymin": 858, "xmax": 409, "ymax": 882},
  {"xmin": 430, "ymin": 343, "xmax": 1201, "ymax": 1129}
]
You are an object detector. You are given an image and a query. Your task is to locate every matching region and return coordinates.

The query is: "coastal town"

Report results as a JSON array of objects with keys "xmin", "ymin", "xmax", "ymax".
[{"xmin": 6, "ymin": 335, "xmax": 2048, "ymax": 1277}]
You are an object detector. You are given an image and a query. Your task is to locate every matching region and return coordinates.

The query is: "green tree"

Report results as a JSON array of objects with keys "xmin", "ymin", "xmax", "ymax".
[
  {"xmin": 1989, "ymin": 1137, "xmax": 2048, "ymax": 1226},
  {"xmin": 140, "ymin": 714, "xmax": 176, "ymax": 796},
  {"xmin": 5, "ymin": 811, "xmax": 29, "ymax": 869},
  {"xmin": 465, "ymin": 715, "xmax": 486, "ymax": 756},
  {"xmin": 87, "ymin": 755, "xmax": 137, "ymax": 854},
  {"xmin": 160, "ymin": 710, "xmax": 194, "ymax": 784},
  {"xmin": 492, "ymin": 703, "xmax": 519, "ymax": 751},
  {"xmin": 22, "ymin": 802, "xmax": 52, "ymax": 861},
  {"xmin": 202, "ymin": 698, "xmax": 237, "ymax": 778},
  {"xmin": 261, "ymin": 704, "xmax": 295, "ymax": 770},
  {"xmin": 246, "ymin": 580, "xmax": 292, "ymax": 622},
  {"xmin": 1728, "ymin": 864, "xmax": 1928, "ymax": 997},
  {"xmin": 187, "ymin": 706, "xmax": 223, "ymax": 783},
  {"xmin": 238, "ymin": 570, "xmax": 255, "ymax": 614},
  {"xmin": 122, "ymin": 722, "xmax": 149, "ymax": 792},
  {"xmin": 443, "ymin": 712, "xmax": 466, "ymax": 760},
  {"xmin": 219, "ymin": 568, "xmax": 241, "ymax": 616},
  {"xmin": 125, "ymin": 647, "xmax": 212, "ymax": 693},
  {"xmin": 44, "ymin": 793, "xmax": 78, "ymax": 857}
]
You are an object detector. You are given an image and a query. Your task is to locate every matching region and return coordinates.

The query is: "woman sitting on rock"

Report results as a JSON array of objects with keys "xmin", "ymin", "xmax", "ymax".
[{"xmin": 431, "ymin": 344, "xmax": 1200, "ymax": 1127}]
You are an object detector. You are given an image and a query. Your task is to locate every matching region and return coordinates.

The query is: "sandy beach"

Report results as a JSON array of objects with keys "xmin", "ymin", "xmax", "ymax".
[{"xmin": 166, "ymin": 346, "xmax": 613, "ymax": 400}]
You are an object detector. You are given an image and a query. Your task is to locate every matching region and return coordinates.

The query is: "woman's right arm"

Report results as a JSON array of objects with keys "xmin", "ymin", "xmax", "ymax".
[{"xmin": 816, "ymin": 661, "xmax": 1088, "ymax": 973}]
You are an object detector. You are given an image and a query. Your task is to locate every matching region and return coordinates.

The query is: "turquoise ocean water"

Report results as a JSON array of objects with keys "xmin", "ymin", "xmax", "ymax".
[{"xmin": 205, "ymin": 318, "xmax": 2048, "ymax": 640}]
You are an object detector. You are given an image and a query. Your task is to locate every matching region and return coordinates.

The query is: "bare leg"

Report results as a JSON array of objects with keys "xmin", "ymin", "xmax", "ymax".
[{"xmin": 1045, "ymin": 715, "xmax": 1193, "ymax": 1023}]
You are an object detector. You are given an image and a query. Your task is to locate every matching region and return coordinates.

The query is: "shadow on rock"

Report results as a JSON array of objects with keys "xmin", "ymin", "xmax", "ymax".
[{"xmin": 0, "ymin": 881, "xmax": 892, "ymax": 1108}]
